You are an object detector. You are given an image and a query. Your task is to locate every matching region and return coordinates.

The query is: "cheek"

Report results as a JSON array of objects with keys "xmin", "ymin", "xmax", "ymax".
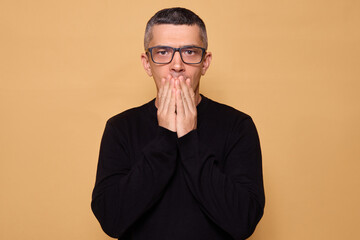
[
  {"xmin": 191, "ymin": 79, "xmax": 200, "ymax": 89},
  {"xmin": 190, "ymin": 70, "xmax": 202, "ymax": 84},
  {"xmin": 151, "ymin": 67, "xmax": 168, "ymax": 91},
  {"xmin": 151, "ymin": 65, "xmax": 168, "ymax": 80}
]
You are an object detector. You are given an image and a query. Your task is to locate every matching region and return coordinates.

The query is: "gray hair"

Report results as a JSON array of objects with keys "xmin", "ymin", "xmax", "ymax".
[{"xmin": 144, "ymin": 7, "xmax": 208, "ymax": 50}]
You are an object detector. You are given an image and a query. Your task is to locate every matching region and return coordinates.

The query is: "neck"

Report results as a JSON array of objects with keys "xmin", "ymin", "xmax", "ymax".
[{"xmin": 195, "ymin": 92, "xmax": 202, "ymax": 105}]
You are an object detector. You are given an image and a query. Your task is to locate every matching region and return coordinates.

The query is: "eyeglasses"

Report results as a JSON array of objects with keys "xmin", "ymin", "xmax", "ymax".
[{"xmin": 147, "ymin": 46, "xmax": 206, "ymax": 64}]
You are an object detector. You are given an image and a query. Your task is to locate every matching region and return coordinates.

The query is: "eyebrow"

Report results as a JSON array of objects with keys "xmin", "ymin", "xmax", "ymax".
[{"xmin": 150, "ymin": 45, "xmax": 202, "ymax": 49}]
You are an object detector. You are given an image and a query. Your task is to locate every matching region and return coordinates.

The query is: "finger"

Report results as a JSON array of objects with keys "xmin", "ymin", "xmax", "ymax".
[
  {"xmin": 175, "ymin": 78, "xmax": 187, "ymax": 114},
  {"xmin": 159, "ymin": 76, "xmax": 171, "ymax": 111},
  {"xmin": 169, "ymin": 87, "xmax": 176, "ymax": 114},
  {"xmin": 163, "ymin": 78, "xmax": 174, "ymax": 113},
  {"xmin": 157, "ymin": 78, "xmax": 165, "ymax": 106},
  {"xmin": 179, "ymin": 77, "xmax": 191, "ymax": 114},
  {"xmin": 182, "ymin": 77, "xmax": 196, "ymax": 112},
  {"xmin": 176, "ymin": 88, "xmax": 184, "ymax": 117},
  {"xmin": 186, "ymin": 78, "xmax": 196, "ymax": 106}
]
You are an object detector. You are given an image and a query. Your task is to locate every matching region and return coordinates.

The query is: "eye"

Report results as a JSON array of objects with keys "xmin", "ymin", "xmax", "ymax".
[
  {"xmin": 154, "ymin": 48, "xmax": 171, "ymax": 56},
  {"xmin": 184, "ymin": 49, "xmax": 195, "ymax": 55},
  {"xmin": 182, "ymin": 48, "xmax": 201, "ymax": 56},
  {"xmin": 157, "ymin": 50, "xmax": 168, "ymax": 55}
]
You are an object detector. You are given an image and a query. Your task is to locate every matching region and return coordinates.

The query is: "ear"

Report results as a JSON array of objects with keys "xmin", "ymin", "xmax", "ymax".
[
  {"xmin": 201, "ymin": 52, "xmax": 212, "ymax": 75},
  {"xmin": 141, "ymin": 53, "xmax": 152, "ymax": 77}
]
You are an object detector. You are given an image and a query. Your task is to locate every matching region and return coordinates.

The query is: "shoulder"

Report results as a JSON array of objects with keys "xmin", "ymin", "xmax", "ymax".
[
  {"xmin": 199, "ymin": 96, "xmax": 260, "ymax": 154},
  {"xmin": 205, "ymin": 96, "xmax": 260, "ymax": 144},
  {"xmin": 203, "ymin": 96, "xmax": 252, "ymax": 124},
  {"xmin": 198, "ymin": 96, "xmax": 258, "ymax": 142},
  {"xmin": 106, "ymin": 99, "xmax": 155, "ymax": 129}
]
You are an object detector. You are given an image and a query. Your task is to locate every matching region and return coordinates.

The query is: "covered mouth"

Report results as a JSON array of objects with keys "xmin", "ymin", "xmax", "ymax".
[{"xmin": 170, "ymin": 73, "xmax": 189, "ymax": 80}]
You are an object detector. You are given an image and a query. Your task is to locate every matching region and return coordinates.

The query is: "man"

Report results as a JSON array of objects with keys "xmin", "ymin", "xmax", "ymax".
[{"xmin": 91, "ymin": 7, "xmax": 265, "ymax": 240}]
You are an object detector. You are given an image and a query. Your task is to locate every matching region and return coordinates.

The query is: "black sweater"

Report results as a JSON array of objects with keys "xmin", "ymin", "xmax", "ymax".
[{"xmin": 91, "ymin": 95, "xmax": 265, "ymax": 240}]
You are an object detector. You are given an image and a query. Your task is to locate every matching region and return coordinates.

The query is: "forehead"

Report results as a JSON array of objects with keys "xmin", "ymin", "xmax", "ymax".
[{"xmin": 149, "ymin": 24, "xmax": 203, "ymax": 48}]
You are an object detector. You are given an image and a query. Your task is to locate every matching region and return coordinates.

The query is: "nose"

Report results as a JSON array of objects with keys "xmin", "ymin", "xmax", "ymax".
[{"xmin": 170, "ymin": 50, "xmax": 185, "ymax": 74}]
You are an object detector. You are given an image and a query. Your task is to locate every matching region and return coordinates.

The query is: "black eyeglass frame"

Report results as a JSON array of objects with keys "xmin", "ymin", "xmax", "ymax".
[{"xmin": 146, "ymin": 45, "xmax": 206, "ymax": 64}]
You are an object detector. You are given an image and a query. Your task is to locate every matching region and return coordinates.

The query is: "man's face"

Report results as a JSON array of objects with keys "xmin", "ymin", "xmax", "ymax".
[{"xmin": 141, "ymin": 24, "xmax": 212, "ymax": 94}]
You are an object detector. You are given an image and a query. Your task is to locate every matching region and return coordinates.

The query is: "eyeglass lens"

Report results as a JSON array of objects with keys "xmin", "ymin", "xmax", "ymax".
[{"xmin": 151, "ymin": 47, "xmax": 203, "ymax": 64}]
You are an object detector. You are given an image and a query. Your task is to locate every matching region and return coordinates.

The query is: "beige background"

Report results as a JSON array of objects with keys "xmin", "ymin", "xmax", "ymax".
[{"xmin": 1, "ymin": 0, "xmax": 359, "ymax": 239}]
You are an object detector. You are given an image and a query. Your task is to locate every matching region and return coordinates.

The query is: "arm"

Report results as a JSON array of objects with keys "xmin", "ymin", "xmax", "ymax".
[
  {"xmin": 175, "ymin": 78, "xmax": 264, "ymax": 239},
  {"xmin": 91, "ymin": 122, "xmax": 178, "ymax": 238},
  {"xmin": 92, "ymin": 76, "xmax": 178, "ymax": 238},
  {"xmin": 177, "ymin": 117, "xmax": 265, "ymax": 240}
]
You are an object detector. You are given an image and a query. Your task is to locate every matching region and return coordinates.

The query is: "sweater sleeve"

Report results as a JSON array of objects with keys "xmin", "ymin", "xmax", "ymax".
[
  {"xmin": 177, "ymin": 117, "xmax": 265, "ymax": 240},
  {"xmin": 91, "ymin": 121, "xmax": 178, "ymax": 238}
]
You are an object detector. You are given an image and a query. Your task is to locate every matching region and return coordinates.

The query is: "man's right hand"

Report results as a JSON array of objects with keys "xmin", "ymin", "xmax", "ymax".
[{"xmin": 156, "ymin": 75, "xmax": 176, "ymax": 132}]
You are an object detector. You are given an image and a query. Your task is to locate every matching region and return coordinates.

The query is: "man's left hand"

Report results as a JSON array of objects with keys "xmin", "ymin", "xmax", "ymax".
[{"xmin": 175, "ymin": 76, "xmax": 197, "ymax": 138}]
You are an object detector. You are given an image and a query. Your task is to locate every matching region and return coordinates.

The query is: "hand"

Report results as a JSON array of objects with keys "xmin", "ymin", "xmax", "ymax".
[
  {"xmin": 175, "ymin": 76, "xmax": 197, "ymax": 138},
  {"xmin": 157, "ymin": 75, "xmax": 176, "ymax": 132}
]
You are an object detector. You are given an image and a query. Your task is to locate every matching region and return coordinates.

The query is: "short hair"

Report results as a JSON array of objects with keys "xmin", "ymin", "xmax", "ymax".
[{"xmin": 144, "ymin": 7, "xmax": 208, "ymax": 50}]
